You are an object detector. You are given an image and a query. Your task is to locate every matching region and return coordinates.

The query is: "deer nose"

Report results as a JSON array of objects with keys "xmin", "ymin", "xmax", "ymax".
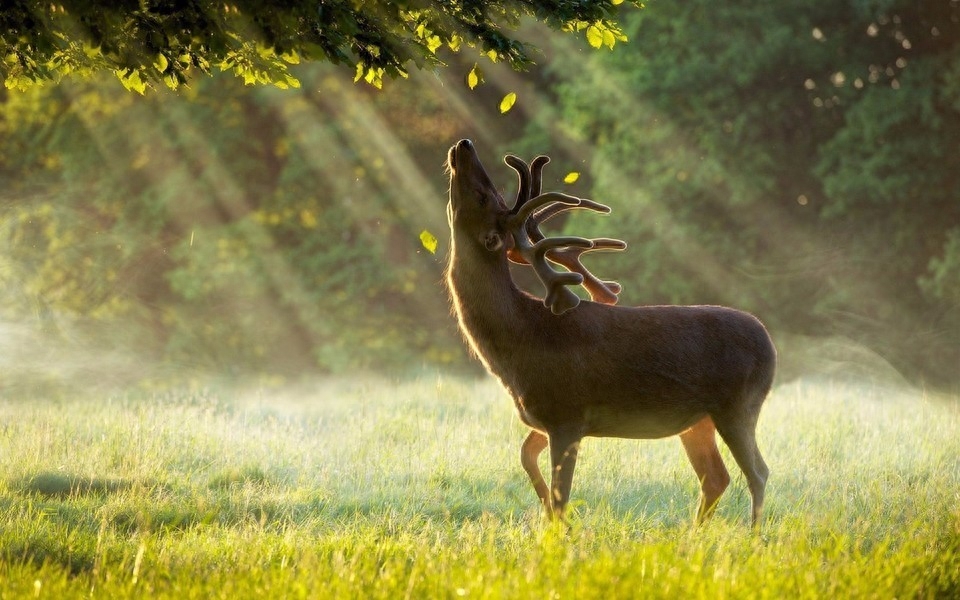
[{"xmin": 457, "ymin": 139, "xmax": 473, "ymax": 151}]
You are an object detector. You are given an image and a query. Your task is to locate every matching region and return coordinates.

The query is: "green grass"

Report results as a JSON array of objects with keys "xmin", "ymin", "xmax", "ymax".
[{"xmin": 1, "ymin": 376, "xmax": 958, "ymax": 598}]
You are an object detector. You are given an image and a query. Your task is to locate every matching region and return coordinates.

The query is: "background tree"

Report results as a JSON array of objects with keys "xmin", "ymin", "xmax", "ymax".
[{"xmin": 521, "ymin": 0, "xmax": 960, "ymax": 386}]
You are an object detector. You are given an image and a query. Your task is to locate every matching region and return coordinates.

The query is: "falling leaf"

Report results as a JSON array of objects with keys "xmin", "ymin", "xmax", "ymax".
[
  {"xmin": 563, "ymin": 172, "xmax": 580, "ymax": 184},
  {"xmin": 466, "ymin": 64, "xmax": 481, "ymax": 89},
  {"xmin": 419, "ymin": 229, "xmax": 438, "ymax": 254},
  {"xmin": 499, "ymin": 92, "xmax": 517, "ymax": 114}
]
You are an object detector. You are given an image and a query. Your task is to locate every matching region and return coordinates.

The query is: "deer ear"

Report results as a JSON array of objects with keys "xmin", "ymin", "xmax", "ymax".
[{"xmin": 481, "ymin": 230, "xmax": 504, "ymax": 251}]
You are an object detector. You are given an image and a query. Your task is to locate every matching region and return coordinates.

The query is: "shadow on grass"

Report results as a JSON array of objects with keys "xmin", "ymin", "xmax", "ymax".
[
  {"xmin": 0, "ymin": 469, "xmax": 710, "ymax": 576},
  {"xmin": 16, "ymin": 472, "xmax": 133, "ymax": 498},
  {"xmin": 8, "ymin": 468, "xmax": 710, "ymax": 528},
  {"xmin": 3, "ymin": 472, "xmax": 136, "ymax": 573},
  {"xmin": 2, "ymin": 537, "xmax": 98, "ymax": 575}
]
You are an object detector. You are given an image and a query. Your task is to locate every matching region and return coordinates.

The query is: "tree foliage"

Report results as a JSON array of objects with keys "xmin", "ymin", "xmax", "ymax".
[{"xmin": 1, "ymin": 0, "xmax": 637, "ymax": 91}]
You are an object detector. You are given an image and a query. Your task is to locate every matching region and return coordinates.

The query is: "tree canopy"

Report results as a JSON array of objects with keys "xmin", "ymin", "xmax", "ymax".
[{"xmin": 1, "ymin": 0, "xmax": 637, "ymax": 92}]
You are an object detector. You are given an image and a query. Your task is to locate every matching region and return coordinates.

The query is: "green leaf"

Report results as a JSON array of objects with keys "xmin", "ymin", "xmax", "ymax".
[
  {"xmin": 115, "ymin": 68, "xmax": 147, "ymax": 94},
  {"xmin": 162, "ymin": 72, "xmax": 180, "ymax": 90},
  {"xmin": 154, "ymin": 53, "xmax": 168, "ymax": 73},
  {"xmin": 357, "ymin": 66, "xmax": 384, "ymax": 89},
  {"xmin": 499, "ymin": 92, "xmax": 517, "ymax": 114},
  {"xmin": 419, "ymin": 230, "xmax": 438, "ymax": 254},
  {"xmin": 586, "ymin": 25, "xmax": 603, "ymax": 49},
  {"xmin": 602, "ymin": 29, "xmax": 617, "ymax": 49}
]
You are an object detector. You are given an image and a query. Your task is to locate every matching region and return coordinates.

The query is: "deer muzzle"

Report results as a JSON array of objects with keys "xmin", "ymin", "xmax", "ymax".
[{"xmin": 447, "ymin": 139, "xmax": 477, "ymax": 175}]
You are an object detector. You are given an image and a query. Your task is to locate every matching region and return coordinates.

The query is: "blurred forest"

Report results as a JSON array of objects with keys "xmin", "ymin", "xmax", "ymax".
[{"xmin": 1, "ymin": 0, "xmax": 958, "ymax": 392}]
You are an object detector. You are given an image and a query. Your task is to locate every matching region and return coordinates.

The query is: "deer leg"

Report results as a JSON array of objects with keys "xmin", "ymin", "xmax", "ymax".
[
  {"xmin": 547, "ymin": 427, "xmax": 582, "ymax": 520},
  {"xmin": 714, "ymin": 416, "xmax": 769, "ymax": 527},
  {"xmin": 520, "ymin": 430, "xmax": 550, "ymax": 510},
  {"xmin": 679, "ymin": 416, "xmax": 730, "ymax": 524}
]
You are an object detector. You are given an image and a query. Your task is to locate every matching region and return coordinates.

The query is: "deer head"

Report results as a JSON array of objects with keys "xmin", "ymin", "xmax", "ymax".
[{"xmin": 446, "ymin": 139, "xmax": 626, "ymax": 315}]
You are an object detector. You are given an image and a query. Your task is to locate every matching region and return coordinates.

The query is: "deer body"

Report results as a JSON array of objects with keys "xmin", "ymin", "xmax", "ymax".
[{"xmin": 446, "ymin": 139, "xmax": 775, "ymax": 525}]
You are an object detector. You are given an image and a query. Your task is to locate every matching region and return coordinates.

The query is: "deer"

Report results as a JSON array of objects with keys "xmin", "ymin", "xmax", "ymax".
[{"xmin": 444, "ymin": 139, "xmax": 777, "ymax": 526}]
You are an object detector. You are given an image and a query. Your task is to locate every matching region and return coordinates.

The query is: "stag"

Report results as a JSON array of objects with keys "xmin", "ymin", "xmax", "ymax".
[{"xmin": 445, "ymin": 139, "xmax": 776, "ymax": 525}]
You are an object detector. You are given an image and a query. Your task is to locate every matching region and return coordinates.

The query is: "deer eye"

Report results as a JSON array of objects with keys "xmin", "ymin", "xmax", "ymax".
[{"xmin": 474, "ymin": 187, "xmax": 492, "ymax": 207}]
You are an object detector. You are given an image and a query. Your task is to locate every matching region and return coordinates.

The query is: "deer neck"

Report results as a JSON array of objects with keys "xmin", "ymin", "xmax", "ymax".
[{"xmin": 446, "ymin": 235, "xmax": 532, "ymax": 366}]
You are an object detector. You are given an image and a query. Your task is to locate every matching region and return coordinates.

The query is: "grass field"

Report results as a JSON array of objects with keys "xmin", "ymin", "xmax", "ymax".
[{"xmin": 1, "ymin": 375, "xmax": 958, "ymax": 598}]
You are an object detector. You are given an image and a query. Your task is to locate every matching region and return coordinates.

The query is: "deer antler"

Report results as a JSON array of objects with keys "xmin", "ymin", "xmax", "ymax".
[{"xmin": 503, "ymin": 154, "xmax": 627, "ymax": 314}]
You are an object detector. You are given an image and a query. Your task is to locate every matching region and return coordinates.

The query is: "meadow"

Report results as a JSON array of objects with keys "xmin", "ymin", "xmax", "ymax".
[{"xmin": 0, "ymin": 375, "xmax": 957, "ymax": 598}]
